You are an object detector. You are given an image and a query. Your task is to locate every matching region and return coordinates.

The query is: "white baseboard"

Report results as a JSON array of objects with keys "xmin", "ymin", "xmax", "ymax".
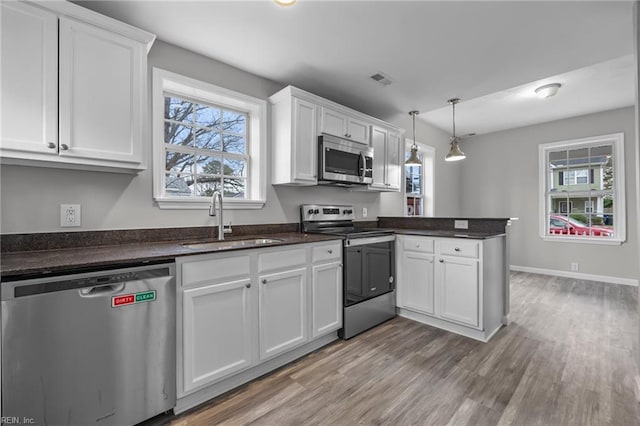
[{"xmin": 510, "ymin": 265, "xmax": 639, "ymax": 287}]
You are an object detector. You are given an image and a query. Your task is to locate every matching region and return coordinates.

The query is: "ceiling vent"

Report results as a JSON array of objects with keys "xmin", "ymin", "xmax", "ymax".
[{"xmin": 370, "ymin": 72, "xmax": 392, "ymax": 86}]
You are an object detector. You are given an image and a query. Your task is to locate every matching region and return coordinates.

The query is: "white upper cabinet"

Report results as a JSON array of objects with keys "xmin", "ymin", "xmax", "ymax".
[
  {"xmin": 320, "ymin": 106, "xmax": 370, "ymax": 145},
  {"xmin": 0, "ymin": 1, "xmax": 155, "ymax": 173},
  {"xmin": 59, "ymin": 17, "xmax": 144, "ymax": 165},
  {"xmin": 270, "ymin": 90, "xmax": 318, "ymax": 185},
  {"xmin": 269, "ymin": 86, "xmax": 403, "ymax": 187},
  {"xmin": 0, "ymin": 1, "xmax": 58, "ymax": 155}
]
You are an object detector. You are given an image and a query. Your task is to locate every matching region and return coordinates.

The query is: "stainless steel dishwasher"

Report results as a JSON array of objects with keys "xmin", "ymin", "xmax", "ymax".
[{"xmin": 1, "ymin": 263, "xmax": 176, "ymax": 425}]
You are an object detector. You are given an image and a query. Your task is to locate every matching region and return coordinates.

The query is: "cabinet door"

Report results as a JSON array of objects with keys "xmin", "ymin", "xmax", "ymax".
[
  {"xmin": 292, "ymin": 97, "xmax": 318, "ymax": 183},
  {"xmin": 385, "ymin": 132, "xmax": 402, "ymax": 191},
  {"xmin": 347, "ymin": 116, "xmax": 370, "ymax": 145},
  {"xmin": 182, "ymin": 278, "xmax": 253, "ymax": 394},
  {"xmin": 1, "ymin": 2, "xmax": 58, "ymax": 155},
  {"xmin": 401, "ymin": 252, "xmax": 435, "ymax": 315},
  {"xmin": 259, "ymin": 267, "xmax": 308, "ymax": 360},
  {"xmin": 59, "ymin": 17, "xmax": 143, "ymax": 164},
  {"xmin": 436, "ymin": 257, "xmax": 480, "ymax": 328},
  {"xmin": 311, "ymin": 261, "xmax": 343, "ymax": 338},
  {"xmin": 320, "ymin": 107, "xmax": 348, "ymax": 139},
  {"xmin": 370, "ymin": 126, "xmax": 388, "ymax": 189}
]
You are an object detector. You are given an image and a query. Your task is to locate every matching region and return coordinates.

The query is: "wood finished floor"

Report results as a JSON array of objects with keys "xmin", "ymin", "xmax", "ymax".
[{"xmin": 160, "ymin": 272, "xmax": 640, "ymax": 425}]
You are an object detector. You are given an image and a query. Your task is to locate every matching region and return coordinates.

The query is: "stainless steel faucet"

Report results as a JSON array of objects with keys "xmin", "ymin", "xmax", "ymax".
[{"xmin": 209, "ymin": 190, "xmax": 224, "ymax": 240}]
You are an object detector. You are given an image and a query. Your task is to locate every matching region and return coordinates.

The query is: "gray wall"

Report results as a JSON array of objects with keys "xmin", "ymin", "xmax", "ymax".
[
  {"xmin": 459, "ymin": 106, "xmax": 638, "ymax": 281},
  {"xmin": 0, "ymin": 40, "xmax": 389, "ymax": 234},
  {"xmin": 378, "ymin": 113, "xmax": 462, "ymax": 217}
]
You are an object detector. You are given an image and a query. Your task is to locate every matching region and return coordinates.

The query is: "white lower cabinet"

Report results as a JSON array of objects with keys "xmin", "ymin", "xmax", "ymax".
[
  {"xmin": 401, "ymin": 252, "xmax": 435, "ymax": 315},
  {"xmin": 396, "ymin": 235, "xmax": 505, "ymax": 342},
  {"xmin": 176, "ymin": 240, "xmax": 342, "ymax": 401},
  {"xmin": 311, "ymin": 261, "xmax": 343, "ymax": 338},
  {"xmin": 436, "ymin": 256, "xmax": 479, "ymax": 327},
  {"xmin": 259, "ymin": 267, "xmax": 308, "ymax": 360},
  {"xmin": 182, "ymin": 278, "xmax": 253, "ymax": 394}
]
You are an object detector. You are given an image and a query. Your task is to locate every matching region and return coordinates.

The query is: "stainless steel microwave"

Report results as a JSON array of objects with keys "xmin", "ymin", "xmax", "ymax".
[{"xmin": 318, "ymin": 134, "xmax": 373, "ymax": 186}]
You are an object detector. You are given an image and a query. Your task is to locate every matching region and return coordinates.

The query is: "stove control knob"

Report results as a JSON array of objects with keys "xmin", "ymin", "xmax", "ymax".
[
  {"xmin": 314, "ymin": 209, "xmax": 320, "ymax": 214},
  {"xmin": 344, "ymin": 209, "xmax": 352, "ymax": 215},
  {"xmin": 307, "ymin": 209, "xmax": 315, "ymax": 215}
]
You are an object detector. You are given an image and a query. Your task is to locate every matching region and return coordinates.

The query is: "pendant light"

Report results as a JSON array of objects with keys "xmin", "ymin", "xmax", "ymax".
[
  {"xmin": 445, "ymin": 98, "xmax": 466, "ymax": 162},
  {"xmin": 405, "ymin": 111, "xmax": 421, "ymax": 167}
]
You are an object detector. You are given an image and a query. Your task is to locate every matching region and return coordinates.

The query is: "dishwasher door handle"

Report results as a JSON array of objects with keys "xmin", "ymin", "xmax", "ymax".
[{"xmin": 79, "ymin": 283, "xmax": 126, "ymax": 298}]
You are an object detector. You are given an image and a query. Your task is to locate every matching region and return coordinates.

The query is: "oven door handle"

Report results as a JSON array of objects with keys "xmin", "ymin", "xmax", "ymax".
[{"xmin": 359, "ymin": 151, "xmax": 366, "ymax": 182}]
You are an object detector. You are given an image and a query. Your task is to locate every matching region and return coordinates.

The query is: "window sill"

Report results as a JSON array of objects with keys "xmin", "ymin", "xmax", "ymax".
[
  {"xmin": 155, "ymin": 197, "xmax": 265, "ymax": 210},
  {"xmin": 541, "ymin": 236, "xmax": 623, "ymax": 246}
]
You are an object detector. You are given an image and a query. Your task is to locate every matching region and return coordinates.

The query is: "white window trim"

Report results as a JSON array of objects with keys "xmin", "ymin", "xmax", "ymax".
[
  {"xmin": 404, "ymin": 140, "xmax": 435, "ymax": 217},
  {"xmin": 538, "ymin": 132, "xmax": 625, "ymax": 245},
  {"xmin": 152, "ymin": 68, "xmax": 266, "ymax": 209}
]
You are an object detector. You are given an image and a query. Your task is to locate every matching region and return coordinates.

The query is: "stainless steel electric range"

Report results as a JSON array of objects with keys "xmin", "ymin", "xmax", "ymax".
[{"xmin": 301, "ymin": 204, "xmax": 396, "ymax": 339}]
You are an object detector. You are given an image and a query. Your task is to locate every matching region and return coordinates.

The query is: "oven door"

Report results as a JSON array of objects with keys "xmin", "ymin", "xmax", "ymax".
[
  {"xmin": 319, "ymin": 135, "xmax": 373, "ymax": 185},
  {"xmin": 344, "ymin": 241, "xmax": 394, "ymax": 306}
]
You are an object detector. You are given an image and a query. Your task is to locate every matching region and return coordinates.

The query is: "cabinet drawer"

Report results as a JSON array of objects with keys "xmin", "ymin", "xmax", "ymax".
[
  {"xmin": 181, "ymin": 254, "xmax": 251, "ymax": 286},
  {"xmin": 312, "ymin": 242, "xmax": 342, "ymax": 263},
  {"xmin": 438, "ymin": 239, "xmax": 479, "ymax": 258},
  {"xmin": 258, "ymin": 247, "xmax": 306, "ymax": 272},
  {"xmin": 402, "ymin": 237, "xmax": 434, "ymax": 253}
]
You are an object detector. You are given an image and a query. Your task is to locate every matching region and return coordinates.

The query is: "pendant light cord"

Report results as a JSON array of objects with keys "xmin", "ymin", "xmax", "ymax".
[
  {"xmin": 412, "ymin": 112, "xmax": 417, "ymax": 148},
  {"xmin": 452, "ymin": 101, "xmax": 456, "ymax": 139}
]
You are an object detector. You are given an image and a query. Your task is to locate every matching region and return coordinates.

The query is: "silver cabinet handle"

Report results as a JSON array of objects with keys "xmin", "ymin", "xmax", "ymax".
[
  {"xmin": 328, "ymin": 249, "xmax": 333, "ymax": 254},
  {"xmin": 262, "ymin": 279, "xmax": 267, "ymax": 284},
  {"xmin": 60, "ymin": 143, "xmax": 69, "ymax": 150},
  {"xmin": 439, "ymin": 259, "xmax": 444, "ymax": 263},
  {"xmin": 47, "ymin": 142, "xmax": 56, "ymax": 149},
  {"xmin": 455, "ymin": 247, "xmax": 461, "ymax": 252},
  {"xmin": 416, "ymin": 244, "xmax": 420, "ymax": 248},
  {"xmin": 246, "ymin": 283, "xmax": 251, "ymax": 288}
]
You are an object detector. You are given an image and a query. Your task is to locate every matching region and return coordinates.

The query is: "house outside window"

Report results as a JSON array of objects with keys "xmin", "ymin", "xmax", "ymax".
[
  {"xmin": 152, "ymin": 68, "xmax": 266, "ymax": 210},
  {"xmin": 539, "ymin": 133, "xmax": 625, "ymax": 244},
  {"xmin": 404, "ymin": 141, "xmax": 434, "ymax": 217}
]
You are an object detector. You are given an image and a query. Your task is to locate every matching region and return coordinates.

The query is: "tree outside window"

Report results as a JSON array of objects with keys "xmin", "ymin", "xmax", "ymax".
[{"xmin": 163, "ymin": 95, "xmax": 248, "ymax": 198}]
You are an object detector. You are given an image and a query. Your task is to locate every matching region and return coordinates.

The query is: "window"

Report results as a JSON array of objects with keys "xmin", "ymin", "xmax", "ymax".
[
  {"xmin": 584, "ymin": 200, "xmax": 594, "ymax": 214},
  {"xmin": 152, "ymin": 68, "xmax": 266, "ymax": 209},
  {"xmin": 539, "ymin": 133, "xmax": 625, "ymax": 244},
  {"xmin": 404, "ymin": 141, "xmax": 434, "ymax": 217}
]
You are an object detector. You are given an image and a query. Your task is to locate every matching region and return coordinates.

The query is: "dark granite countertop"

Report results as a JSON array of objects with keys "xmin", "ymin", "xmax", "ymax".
[
  {"xmin": 0, "ymin": 232, "xmax": 342, "ymax": 281},
  {"xmin": 382, "ymin": 228, "xmax": 506, "ymax": 239}
]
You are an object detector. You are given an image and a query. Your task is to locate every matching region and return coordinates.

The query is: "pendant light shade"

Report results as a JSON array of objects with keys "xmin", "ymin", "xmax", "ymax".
[
  {"xmin": 445, "ymin": 98, "xmax": 466, "ymax": 162},
  {"xmin": 405, "ymin": 111, "xmax": 422, "ymax": 167},
  {"xmin": 445, "ymin": 139, "xmax": 466, "ymax": 161}
]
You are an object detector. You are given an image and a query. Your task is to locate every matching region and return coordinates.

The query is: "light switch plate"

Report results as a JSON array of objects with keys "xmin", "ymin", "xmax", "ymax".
[
  {"xmin": 362, "ymin": 207, "xmax": 368, "ymax": 218},
  {"xmin": 60, "ymin": 204, "xmax": 81, "ymax": 227},
  {"xmin": 454, "ymin": 219, "xmax": 468, "ymax": 230}
]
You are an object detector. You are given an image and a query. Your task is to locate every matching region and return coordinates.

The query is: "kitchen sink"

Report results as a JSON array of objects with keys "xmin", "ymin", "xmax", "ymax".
[{"xmin": 181, "ymin": 238, "xmax": 284, "ymax": 250}]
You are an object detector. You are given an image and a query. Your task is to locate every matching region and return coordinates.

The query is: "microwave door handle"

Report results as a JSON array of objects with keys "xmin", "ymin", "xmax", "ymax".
[{"xmin": 359, "ymin": 151, "xmax": 366, "ymax": 181}]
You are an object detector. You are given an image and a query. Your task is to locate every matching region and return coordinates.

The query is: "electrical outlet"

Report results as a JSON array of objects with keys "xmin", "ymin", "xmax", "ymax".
[
  {"xmin": 570, "ymin": 262, "xmax": 579, "ymax": 272},
  {"xmin": 454, "ymin": 220, "xmax": 469, "ymax": 230},
  {"xmin": 60, "ymin": 204, "xmax": 81, "ymax": 227},
  {"xmin": 362, "ymin": 207, "xmax": 368, "ymax": 218}
]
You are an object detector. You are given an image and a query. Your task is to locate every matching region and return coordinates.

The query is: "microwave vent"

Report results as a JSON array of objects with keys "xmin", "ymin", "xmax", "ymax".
[{"xmin": 370, "ymin": 72, "xmax": 392, "ymax": 86}]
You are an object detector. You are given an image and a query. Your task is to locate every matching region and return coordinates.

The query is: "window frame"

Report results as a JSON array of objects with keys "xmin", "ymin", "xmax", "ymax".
[
  {"xmin": 538, "ymin": 132, "xmax": 625, "ymax": 245},
  {"xmin": 152, "ymin": 68, "xmax": 266, "ymax": 210},
  {"xmin": 404, "ymin": 140, "xmax": 435, "ymax": 217}
]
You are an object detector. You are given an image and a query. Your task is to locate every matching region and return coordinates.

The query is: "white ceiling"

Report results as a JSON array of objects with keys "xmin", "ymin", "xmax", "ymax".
[{"xmin": 76, "ymin": 0, "xmax": 635, "ymax": 135}]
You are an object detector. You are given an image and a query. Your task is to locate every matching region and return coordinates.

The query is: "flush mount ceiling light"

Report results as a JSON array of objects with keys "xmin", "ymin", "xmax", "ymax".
[
  {"xmin": 274, "ymin": 0, "xmax": 296, "ymax": 6},
  {"xmin": 405, "ymin": 111, "xmax": 421, "ymax": 167},
  {"xmin": 445, "ymin": 98, "xmax": 466, "ymax": 162},
  {"xmin": 535, "ymin": 83, "xmax": 561, "ymax": 98}
]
